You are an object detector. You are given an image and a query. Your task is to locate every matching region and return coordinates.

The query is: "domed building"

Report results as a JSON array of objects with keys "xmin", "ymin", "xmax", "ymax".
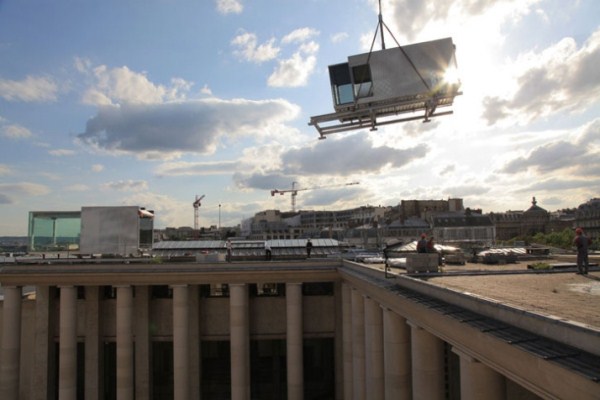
[{"xmin": 521, "ymin": 197, "xmax": 550, "ymax": 236}]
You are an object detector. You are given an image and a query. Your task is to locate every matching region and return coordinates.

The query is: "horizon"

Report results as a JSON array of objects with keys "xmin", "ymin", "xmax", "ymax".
[{"xmin": 2, "ymin": 0, "xmax": 599, "ymax": 236}]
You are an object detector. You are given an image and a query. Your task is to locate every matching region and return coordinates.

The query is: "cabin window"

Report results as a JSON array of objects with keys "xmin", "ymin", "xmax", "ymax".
[
  {"xmin": 329, "ymin": 63, "xmax": 353, "ymax": 105},
  {"xmin": 352, "ymin": 64, "xmax": 373, "ymax": 99}
]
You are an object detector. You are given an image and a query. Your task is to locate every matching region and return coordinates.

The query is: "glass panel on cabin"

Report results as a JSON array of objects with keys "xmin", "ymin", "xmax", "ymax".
[
  {"xmin": 329, "ymin": 63, "xmax": 353, "ymax": 105},
  {"xmin": 352, "ymin": 64, "xmax": 373, "ymax": 99}
]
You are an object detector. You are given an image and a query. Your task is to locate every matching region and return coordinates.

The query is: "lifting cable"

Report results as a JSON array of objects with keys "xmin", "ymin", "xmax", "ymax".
[{"xmin": 354, "ymin": 0, "xmax": 432, "ymax": 108}]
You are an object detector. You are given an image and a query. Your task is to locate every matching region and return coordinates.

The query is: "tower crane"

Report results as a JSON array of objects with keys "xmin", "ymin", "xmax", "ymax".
[
  {"xmin": 193, "ymin": 194, "xmax": 205, "ymax": 230},
  {"xmin": 271, "ymin": 181, "xmax": 359, "ymax": 212}
]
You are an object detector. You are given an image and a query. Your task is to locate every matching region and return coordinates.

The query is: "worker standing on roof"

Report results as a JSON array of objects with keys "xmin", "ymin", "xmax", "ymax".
[
  {"xmin": 306, "ymin": 239, "xmax": 313, "ymax": 258},
  {"xmin": 417, "ymin": 234, "xmax": 428, "ymax": 253},
  {"xmin": 574, "ymin": 228, "xmax": 591, "ymax": 275},
  {"xmin": 265, "ymin": 241, "xmax": 272, "ymax": 261},
  {"xmin": 226, "ymin": 239, "xmax": 232, "ymax": 262}
]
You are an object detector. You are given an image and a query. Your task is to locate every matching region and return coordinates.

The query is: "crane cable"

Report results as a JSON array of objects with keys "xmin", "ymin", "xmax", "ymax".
[{"xmin": 354, "ymin": 0, "xmax": 431, "ymax": 107}]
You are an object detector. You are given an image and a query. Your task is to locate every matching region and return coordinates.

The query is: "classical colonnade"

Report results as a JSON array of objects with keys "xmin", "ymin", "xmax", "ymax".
[
  {"xmin": 0, "ymin": 283, "xmax": 307, "ymax": 400},
  {"xmin": 0, "ymin": 280, "xmax": 513, "ymax": 400},
  {"xmin": 341, "ymin": 283, "xmax": 506, "ymax": 400}
]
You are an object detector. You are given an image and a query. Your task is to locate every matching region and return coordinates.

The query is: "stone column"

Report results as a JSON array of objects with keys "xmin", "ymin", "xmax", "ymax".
[
  {"xmin": 172, "ymin": 285, "xmax": 190, "ymax": 400},
  {"xmin": 364, "ymin": 297, "xmax": 384, "ymax": 400},
  {"xmin": 134, "ymin": 286, "xmax": 151, "ymax": 400},
  {"xmin": 341, "ymin": 283, "xmax": 353, "ymax": 400},
  {"xmin": 116, "ymin": 286, "xmax": 134, "ymax": 400},
  {"xmin": 31, "ymin": 286, "xmax": 53, "ymax": 400},
  {"xmin": 408, "ymin": 322, "xmax": 445, "ymax": 400},
  {"xmin": 382, "ymin": 308, "xmax": 411, "ymax": 399},
  {"xmin": 453, "ymin": 347, "xmax": 506, "ymax": 400},
  {"xmin": 0, "ymin": 286, "xmax": 22, "ymax": 400},
  {"xmin": 230, "ymin": 283, "xmax": 250, "ymax": 400},
  {"xmin": 85, "ymin": 286, "xmax": 102, "ymax": 400},
  {"xmin": 188, "ymin": 285, "xmax": 201, "ymax": 400},
  {"xmin": 350, "ymin": 289, "xmax": 365, "ymax": 400},
  {"xmin": 59, "ymin": 285, "xmax": 77, "ymax": 400},
  {"xmin": 286, "ymin": 283, "xmax": 303, "ymax": 400}
]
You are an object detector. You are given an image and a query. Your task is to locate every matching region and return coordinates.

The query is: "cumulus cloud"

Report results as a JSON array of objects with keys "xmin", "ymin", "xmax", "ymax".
[
  {"xmin": 281, "ymin": 134, "xmax": 428, "ymax": 175},
  {"xmin": 80, "ymin": 64, "xmax": 193, "ymax": 106},
  {"xmin": 102, "ymin": 180, "xmax": 148, "ymax": 192},
  {"xmin": 483, "ymin": 28, "xmax": 600, "ymax": 125},
  {"xmin": 232, "ymin": 27, "xmax": 320, "ymax": 87},
  {"xmin": 231, "ymin": 32, "xmax": 280, "ymax": 63},
  {"xmin": 233, "ymin": 134, "xmax": 428, "ymax": 191},
  {"xmin": 2, "ymin": 123, "xmax": 32, "ymax": 139},
  {"xmin": 499, "ymin": 118, "xmax": 600, "ymax": 177},
  {"xmin": 0, "ymin": 75, "xmax": 59, "ymax": 102},
  {"xmin": 216, "ymin": 0, "xmax": 243, "ymax": 14},
  {"xmin": 267, "ymin": 42, "xmax": 319, "ymax": 87},
  {"xmin": 281, "ymin": 28, "xmax": 319, "ymax": 45},
  {"xmin": 381, "ymin": 0, "xmax": 536, "ymax": 42},
  {"xmin": 76, "ymin": 98, "xmax": 299, "ymax": 158}
]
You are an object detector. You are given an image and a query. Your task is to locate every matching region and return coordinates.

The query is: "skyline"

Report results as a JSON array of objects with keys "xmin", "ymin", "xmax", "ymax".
[{"xmin": 1, "ymin": 0, "xmax": 600, "ymax": 235}]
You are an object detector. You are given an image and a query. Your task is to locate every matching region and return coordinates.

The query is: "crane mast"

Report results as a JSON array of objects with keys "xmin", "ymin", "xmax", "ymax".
[{"xmin": 193, "ymin": 194, "xmax": 205, "ymax": 231}]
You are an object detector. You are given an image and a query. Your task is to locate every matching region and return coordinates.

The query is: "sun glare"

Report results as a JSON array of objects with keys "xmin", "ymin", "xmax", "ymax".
[{"xmin": 443, "ymin": 66, "xmax": 460, "ymax": 85}]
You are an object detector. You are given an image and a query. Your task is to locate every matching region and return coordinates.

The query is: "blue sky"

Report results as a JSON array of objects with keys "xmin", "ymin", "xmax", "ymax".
[{"xmin": 1, "ymin": 0, "xmax": 599, "ymax": 236}]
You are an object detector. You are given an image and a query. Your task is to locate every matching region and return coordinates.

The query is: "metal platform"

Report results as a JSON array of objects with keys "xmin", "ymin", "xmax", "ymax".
[{"xmin": 309, "ymin": 89, "xmax": 461, "ymax": 139}]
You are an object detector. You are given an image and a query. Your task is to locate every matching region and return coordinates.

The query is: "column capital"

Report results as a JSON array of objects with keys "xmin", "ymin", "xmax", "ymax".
[
  {"xmin": 451, "ymin": 346, "xmax": 480, "ymax": 363},
  {"xmin": 406, "ymin": 320, "xmax": 423, "ymax": 330},
  {"xmin": 170, "ymin": 284, "xmax": 188, "ymax": 289}
]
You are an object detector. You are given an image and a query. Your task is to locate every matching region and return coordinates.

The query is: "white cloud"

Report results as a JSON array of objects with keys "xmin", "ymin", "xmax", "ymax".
[
  {"xmin": 483, "ymin": 28, "xmax": 600, "ymax": 125},
  {"xmin": 0, "ymin": 164, "xmax": 12, "ymax": 175},
  {"xmin": 81, "ymin": 64, "xmax": 193, "ymax": 106},
  {"xmin": 66, "ymin": 184, "xmax": 90, "ymax": 192},
  {"xmin": 102, "ymin": 180, "xmax": 149, "ymax": 192},
  {"xmin": 231, "ymin": 32, "xmax": 280, "ymax": 63},
  {"xmin": 155, "ymin": 160, "xmax": 238, "ymax": 176},
  {"xmin": 0, "ymin": 182, "xmax": 51, "ymax": 204},
  {"xmin": 2, "ymin": 123, "xmax": 32, "ymax": 139},
  {"xmin": 498, "ymin": 119, "xmax": 600, "ymax": 186},
  {"xmin": 281, "ymin": 28, "xmax": 319, "ymax": 45},
  {"xmin": 200, "ymin": 84, "xmax": 213, "ymax": 96},
  {"xmin": 233, "ymin": 133, "xmax": 429, "ymax": 192},
  {"xmin": 0, "ymin": 75, "xmax": 59, "ymax": 102},
  {"xmin": 331, "ymin": 32, "xmax": 349, "ymax": 44},
  {"xmin": 76, "ymin": 98, "xmax": 300, "ymax": 159},
  {"xmin": 216, "ymin": 0, "xmax": 243, "ymax": 14},
  {"xmin": 91, "ymin": 164, "xmax": 104, "ymax": 172},
  {"xmin": 267, "ymin": 43, "xmax": 319, "ymax": 87},
  {"xmin": 49, "ymin": 149, "xmax": 75, "ymax": 156}
]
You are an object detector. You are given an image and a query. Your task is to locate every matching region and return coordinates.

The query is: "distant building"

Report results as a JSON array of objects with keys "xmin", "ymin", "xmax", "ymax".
[
  {"xmin": 431, "ymin": 209, "xmax": 495, "ymax": 246},
  {"xmin": 490, "ymin": 197, "xmax": 551, "ymax": 241},
  {"xmin": 521, "ymin": 197, "xmax": 550, "ymax": 236},
  {"xmin": 576, "ymin": 198, "xmax": 600, "ymax": 241},
  {"xmin": 489, "ymin": 210, "xmax": 523, "ymax": 241},
  {"xmin": 28, "ymin": 206, "xmax": 154, "ymax": 256},
  {"xmin": 28, "ymin": 211, "xmax": 81, "ymax": 252}
]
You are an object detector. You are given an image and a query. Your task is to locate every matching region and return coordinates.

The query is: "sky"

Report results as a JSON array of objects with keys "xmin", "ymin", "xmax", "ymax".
[{"xmin": 1, "ymin": 0, "xmax": 599, "ymax": 236}]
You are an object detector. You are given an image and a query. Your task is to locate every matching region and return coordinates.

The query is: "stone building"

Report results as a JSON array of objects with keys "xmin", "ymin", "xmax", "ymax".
[
  {"xmin": 520, "ymin": 197, "xmax": 550, "ymax": 236},
  {"xmin": 576, "ymin": 198, "xmax": 600, "ymax": 242},
  {"xmin": 1, "ymin": 259, "xmax": 599, "ymax": 399}
]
